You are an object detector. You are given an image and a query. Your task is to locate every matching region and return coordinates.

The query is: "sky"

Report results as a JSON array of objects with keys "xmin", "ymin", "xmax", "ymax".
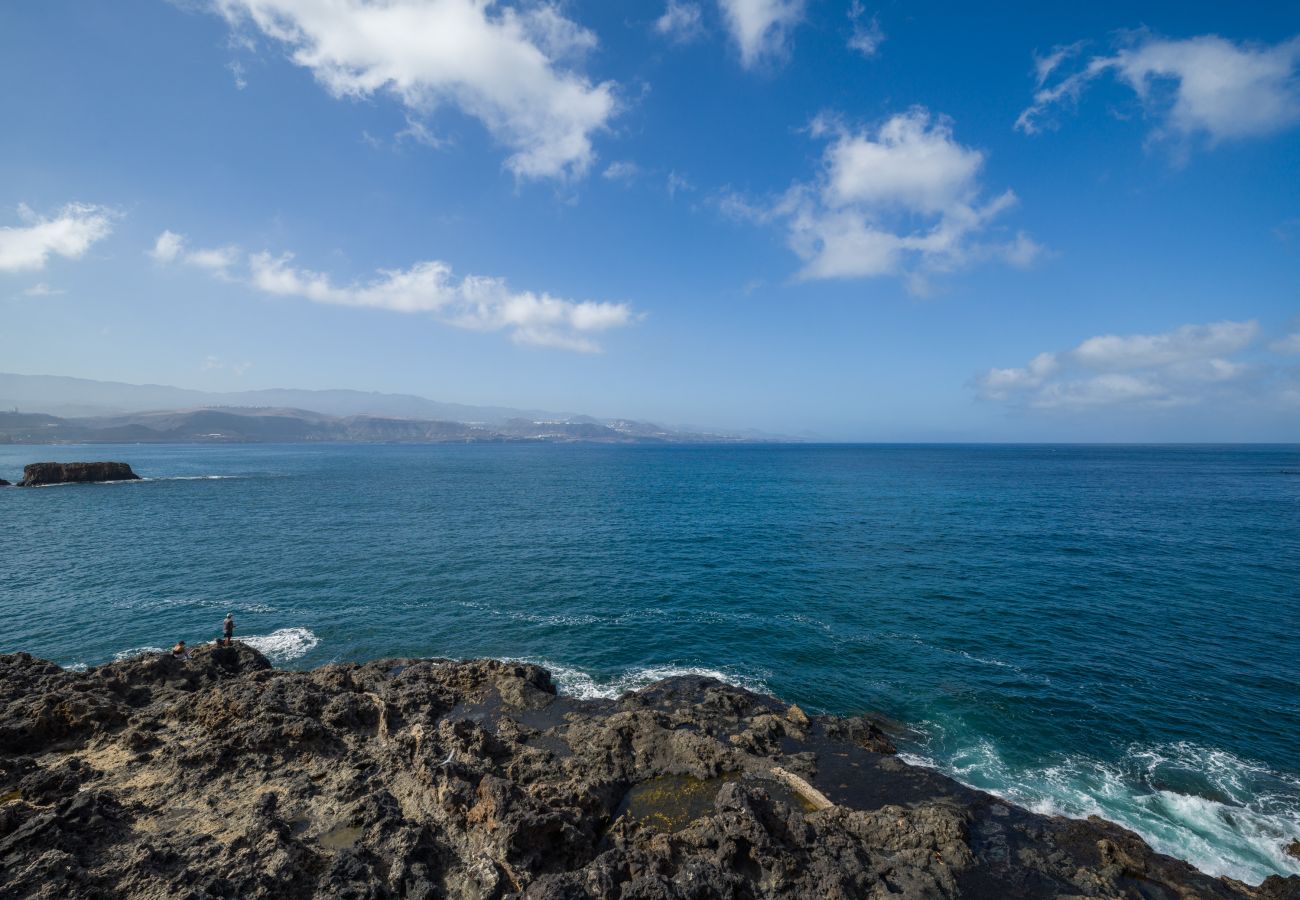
[{"xmin": 1, "ymin": 0, "xmax": 1298, "ymax": 441}]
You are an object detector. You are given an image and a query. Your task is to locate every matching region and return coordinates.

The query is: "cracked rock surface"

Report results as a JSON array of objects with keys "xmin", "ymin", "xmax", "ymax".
[{"xmin": 1, "ymin": 646, "xmax": 1295, "ymax": 899}]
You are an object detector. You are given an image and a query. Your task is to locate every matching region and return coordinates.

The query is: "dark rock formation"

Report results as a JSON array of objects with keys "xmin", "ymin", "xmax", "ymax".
[
  {"xmin": 0, "ymin": 649, "xmax": 1294, "ymax": 899},
  {"xmin": 16, "ymin": 461, "xmax": 139, "ymax": 486},
  {"xmin": 0, "ymin": 478, "xmax": 9, "ymax": 486}
]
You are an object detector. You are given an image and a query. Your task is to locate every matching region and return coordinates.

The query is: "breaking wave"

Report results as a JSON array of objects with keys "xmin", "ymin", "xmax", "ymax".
[
  {"xmin": 901, "ymin": 733, "xmax": 1300, "ymax": 884},
  {"xmin": 510, "ymin": 658, "xmax": 770, "ymax": 702},
  {"xmin": 242, "ymin": 627, "xmax": 320, "ymax": 663}
]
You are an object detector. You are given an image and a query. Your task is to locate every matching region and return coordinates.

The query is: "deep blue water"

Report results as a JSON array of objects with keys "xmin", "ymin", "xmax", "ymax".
[{"xmin": 2, "ymin": 443, "xmax": 1297, "ymax": 882}]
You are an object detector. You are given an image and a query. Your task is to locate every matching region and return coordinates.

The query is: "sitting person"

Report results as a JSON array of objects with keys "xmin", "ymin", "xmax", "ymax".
[{"xmin": 171, "ymin": 640, "xmax": 190, "ymax": 661}]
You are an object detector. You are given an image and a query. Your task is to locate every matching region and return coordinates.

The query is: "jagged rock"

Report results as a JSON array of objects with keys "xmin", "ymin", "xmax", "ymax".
[
  {"xmin": 0, "ymin": 478, "xmax": 10, "ymax": 486},
  {"xmin": 0, "ymin": 650, "xmax": 1293, "ymax": 899},
  {"xmin": 17, "ymin": 461, "xmax": 139, "ymax": 486}
]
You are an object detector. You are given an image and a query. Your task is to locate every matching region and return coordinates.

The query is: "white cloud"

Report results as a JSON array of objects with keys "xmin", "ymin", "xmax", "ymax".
[
  {"xmin": 1072, "ymin": 320, "xmax": 1258, "ymax": 370},
  {"xmin": 0, "ymin": 203, "xmax": 115, "ymax": 272},
  {"xmin": 150, "ymin": 230, "xmax": 239, "ymax": 276},
  {"xmin": 732, "ymin": 108, "xmax": 1038, "ymax": 289},
  {"xmin": 716, "ymin": 0, "xmax": 805, "ymax": 68},
  {"xmin": 248, "ymin": 252, "xmax": 635, "ymax": 351},
  {"xmin": 150, "ymin": 230, "xmax": 185, "ymax": 264},
  {"xmin": 847, "ymin": 2, "xmax": 884, "ymax": 58},
  {"xmin": 602, "ymin": 160, "xmax": 640, "ymax": 181},
  {"xmin": 396, "ymin": 115, "xmax": 448, "ymax": 150},
  {"xmin": 212, "ymin": 0, "xmax": 617, "ymax": 180},
  {"xmin": 655, "ymin": 1, "xmax": 704, "ymax": 44},
  {"xmin": 203, "ymin": 355, "xmax": 254, "ymax": 375},
  {"xmin": 1017, "ymin": 33, "xmax": 1300, "ymax": 146},
  {"xmin": 1272, "ymin": 332, "xmax": 1300, "ymax": 355},
  {"xmin": 977, "ymin": 319, "xmax": 1262, "ymax": 409},
  {"xmin": 1031, "ymin": 40, "xmax": 1086, "ymax": 87},
  {"xmin": 666, "ymin": 170, "xmax": 694, "ymax": 198},
  {"xmin": 154, "ymin": 232, "xmax": 637, "ymax": 352},
  {"xmin": 186, "ymin": 246, "xmax": 242, "ymax": 273},
  {"xmin": 21, "ymin": 282, "xmax": 66, "ymax": 297}
]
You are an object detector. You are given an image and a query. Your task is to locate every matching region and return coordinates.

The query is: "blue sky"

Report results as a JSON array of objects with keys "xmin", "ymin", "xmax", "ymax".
[{"xmin": 1, "ymin": 0, "xmax": 1298, "ymax": 440}]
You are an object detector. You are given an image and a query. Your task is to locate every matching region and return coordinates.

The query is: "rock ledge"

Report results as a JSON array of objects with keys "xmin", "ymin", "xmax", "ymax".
[{"xmin": 0, "ymin": 648, "xmax": 1295, "ymax": 899}]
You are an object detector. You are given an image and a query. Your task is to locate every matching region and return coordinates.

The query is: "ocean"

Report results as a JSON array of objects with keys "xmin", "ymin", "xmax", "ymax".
[{"xmin": 2, "ymin": 442, "xmax": 1297, "ymax": 883}]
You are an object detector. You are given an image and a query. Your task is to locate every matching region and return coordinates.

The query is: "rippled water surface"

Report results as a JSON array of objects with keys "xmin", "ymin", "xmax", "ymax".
[{"xmin": 2, "ymin": 443, "xmax": 1297, "ymax": 882}]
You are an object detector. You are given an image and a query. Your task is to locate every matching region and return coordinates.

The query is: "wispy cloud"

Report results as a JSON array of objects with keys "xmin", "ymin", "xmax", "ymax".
[
  {"xmin": 1271, "ymin": 332, "xmax": 1300, "ymax": 355},
  {"xmin": 0, "ymin": 203, "xmax": 115, "ymax": 273},
  {"xmin": 210, "ymin": 0, "xmax": 618, "ymax": 180},
  {"xmin": 152, "ymin": 230, "xmax": 639, "ymax": 352},
  {"xmin": 21, "ymin": 282, "xmax": 66, "ymax": 297},
  {"xmin": 1017, "ymin": 33, "xmax": 1300, "ymax": 150},
  {"xmin": 654, "ymin": 1, "xmax": 705, "ymax": 44},
  {"xmin": 602, "ymin": 160, "xmax": 641, "ymax": 182},
  {"xmin": 722, "ymin": 108, "xmax": 1039, "ymax": 292},
  {"xmin": 846, "ymin": 2, "xmax": 884, "ymax": 58},
  {"xmin": 666, "ymin": 170, "xmax": 694, "ymax": 199},
  {"xmin": 150, "ymin": 230, "xmax": 240, "ymax": 277},
  {"xmin": 716, "ymin": 0, "xmax": 805, "ymax": 69},
  {"xmin": 975, "ymin": 320, "xmax": 1275, "ymax": 410},
  {"xmin": 203, "ymin": 355, "xmax": 254, "ymax": 375}
]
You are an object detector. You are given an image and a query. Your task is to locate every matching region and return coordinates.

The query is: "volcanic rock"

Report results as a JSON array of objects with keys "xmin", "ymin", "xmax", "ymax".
[
  {"xmin": 17, "ymin": 461, "xmax": 140, "ymax": 486},
  {"xmin": 0, "ymin": 649, "xmax": 1294, "ymax": 899}
]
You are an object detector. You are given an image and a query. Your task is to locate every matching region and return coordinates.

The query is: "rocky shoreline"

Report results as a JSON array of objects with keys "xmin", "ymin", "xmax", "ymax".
[{"xmin": 1, "ymin": 646, "xmax": 1295, "ymax": 899}]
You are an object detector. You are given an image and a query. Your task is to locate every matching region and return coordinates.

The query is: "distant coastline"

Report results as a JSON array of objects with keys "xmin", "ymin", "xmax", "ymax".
[{"xmin": 0, "ymin": 407, "xmax": 767, "ymax": 445}]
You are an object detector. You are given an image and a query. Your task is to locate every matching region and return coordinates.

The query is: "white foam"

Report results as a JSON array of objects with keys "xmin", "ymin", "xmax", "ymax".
[
  {"xmin": 113, "ymin": 645, "xmax": 165, "ymax": 661},
  {"xmin": 141, "ymin": 475, "xmax": 241, "ymax": 481},
  {"xmin": 242, "ymin": 627, "xmax": 320, "ymax": 662},
  {"xmin": 507, "ymin": 658, "xmax": 770, "ymax": 701},
  {"xmin": 901, "ymin": 731, "xmax": 1300, "ymax": 884}
]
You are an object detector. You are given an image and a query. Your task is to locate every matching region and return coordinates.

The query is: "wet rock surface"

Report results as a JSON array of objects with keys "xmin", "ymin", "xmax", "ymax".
[
  {"xmin": 16, "ymin": 461, "xmax": 140, "ymax": 486},
  {"xmin": 0, "ymin": 648, "xmax": 1295, "ymax": 899}
]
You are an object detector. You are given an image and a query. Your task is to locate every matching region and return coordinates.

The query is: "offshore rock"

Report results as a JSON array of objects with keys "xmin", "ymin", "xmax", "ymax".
[
  {"xmin": 17, "ymin": 461, "xmax": 140, "ymax": 486},
  {"xmin": 0, "ymin": 649, "xmax": 1295, "ymax": 899}
]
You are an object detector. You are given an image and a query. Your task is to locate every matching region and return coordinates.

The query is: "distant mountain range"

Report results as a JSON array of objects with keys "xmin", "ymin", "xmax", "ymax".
[
  {"xmin": 0, "ymin": 373, "xmax": 573, "ymax": 423},
  {"xmin": 0, "ymin": 374, "xmax": 768, "ymax": 444}
]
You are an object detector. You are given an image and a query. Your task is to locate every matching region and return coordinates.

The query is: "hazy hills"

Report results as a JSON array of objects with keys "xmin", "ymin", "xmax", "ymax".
[
  {"xmin": 0, "ymin": 373, "xmax": 571, "ymax": 423},
  {"xmin": 0, "ymin": 374, "xmax": 757, "ymax": 444}
]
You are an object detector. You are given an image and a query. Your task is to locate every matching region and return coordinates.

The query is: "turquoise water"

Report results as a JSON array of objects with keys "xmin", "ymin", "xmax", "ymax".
[{"xmin": 2, "ymin": 442, "xmax": 1297, "ymax": 882}]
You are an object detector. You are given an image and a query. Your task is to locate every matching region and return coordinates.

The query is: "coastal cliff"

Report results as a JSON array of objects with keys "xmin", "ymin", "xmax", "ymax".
[{"xmin": 0, "ymin": 647, "xmax": 1295, "ymax": 900}]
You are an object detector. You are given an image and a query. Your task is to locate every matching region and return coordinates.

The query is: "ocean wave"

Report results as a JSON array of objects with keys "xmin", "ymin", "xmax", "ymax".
[
  {"xmin": 454, "ymin": 600, "xmax": 607, "ymax": 628},
  {"xmin": 139, "ymin": 475, "xmax": 242, "ymax": 481},
  {"xmin": 108, "ymin": 596, "xmax": 276, "ymax": 614},
  {"xmin": 242, "ymin": 627, "xmax": 320, "ymax": 662},
  {"xmin": 508, "ymin": 658, "xmax": 771, "ymax": 701},
  {"xmin": 900, "ymin": 734, "xmax": 1300, "ymax": 884}
]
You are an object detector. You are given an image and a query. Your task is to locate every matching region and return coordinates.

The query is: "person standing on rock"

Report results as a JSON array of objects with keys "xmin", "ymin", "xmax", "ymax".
[{"xmin": 223, "ymin": 613, "xmax": 235, "ymax": 646}]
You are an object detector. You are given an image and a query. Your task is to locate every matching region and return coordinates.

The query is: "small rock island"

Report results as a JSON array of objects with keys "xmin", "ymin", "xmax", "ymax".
[
  {"xmin": 15, "ymin": 461, "xmax": 140, "ymax": 487},
  {"xmin": 1, "ymin": 648, "xmax": 1295, "ymax": 899}
]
